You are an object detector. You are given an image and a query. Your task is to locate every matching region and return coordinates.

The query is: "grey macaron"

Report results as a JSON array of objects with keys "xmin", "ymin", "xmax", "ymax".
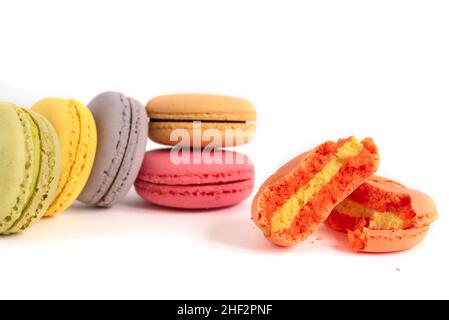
[{"xmin": 78, "ymin": 91, "xmax": 148, "ymax": 207}]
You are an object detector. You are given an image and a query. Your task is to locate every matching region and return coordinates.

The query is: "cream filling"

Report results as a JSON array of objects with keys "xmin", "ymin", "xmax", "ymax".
[
  {"xmin": 268, "ymin": 138, "xmax": 364, "ymax": 235},
  {"xmin": 335, "ymin": 199, "xmax": 406, "ymax": 230}
]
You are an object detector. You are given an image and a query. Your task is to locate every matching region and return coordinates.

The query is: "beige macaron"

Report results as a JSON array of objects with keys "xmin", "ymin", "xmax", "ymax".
[{"xmin": 146, "ymin": 94, "xmax": 256, "ymax": 147}]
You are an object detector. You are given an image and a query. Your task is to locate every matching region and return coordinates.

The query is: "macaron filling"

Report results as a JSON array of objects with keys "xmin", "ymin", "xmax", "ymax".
[
  {"xmin": 334, "ymin": 199, "xmax": 407, "ymax": 230},
  {"xmin": 266, "ymin": 138, "xmax": 364, "ymax": 236}
]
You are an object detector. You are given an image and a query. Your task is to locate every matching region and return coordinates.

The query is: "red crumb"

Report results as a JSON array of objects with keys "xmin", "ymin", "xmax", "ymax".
[{"xmin": 396, "ymin": 268, "xmax": 401, "ymax": 272}]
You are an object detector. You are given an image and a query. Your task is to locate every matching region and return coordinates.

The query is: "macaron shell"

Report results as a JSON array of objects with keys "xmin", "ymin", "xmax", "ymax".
[
  {"xmin": 5, "ymin": 109, "xmax": 61, "ymax": 234},
  {"xmin": 148, "ymin": 122, "xmax": 256, "ymax": 147},
  {"xmin": 135, "ymin": 179, "xmax": 254, "ymax": 209},
  {"xmin": 348, "ymin": 226, "xmax": 429, "ymax": 253},
  {"xmin": 0, "ymin": 102, "xmax": 30, "ymax": 233},
  {"xmin": 77, "ymin": 92, "xmax": 132, "ymax": 205},
  {"xmin": 147, "ymin": 94, "xmax": 257, "ymax": 121},
  {"xmin": 32, "ymin": 98, "xmax": 97, "ymax": 216}
]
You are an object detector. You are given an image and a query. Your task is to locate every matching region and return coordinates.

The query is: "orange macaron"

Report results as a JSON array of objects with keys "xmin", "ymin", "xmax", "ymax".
[
  {"xmin": 325, "ymin": 176, "xmax": 438, "ymax": 252},
  {"xmin": 252, "ymin": 136, "xmax": 380, "ymax": 247}
]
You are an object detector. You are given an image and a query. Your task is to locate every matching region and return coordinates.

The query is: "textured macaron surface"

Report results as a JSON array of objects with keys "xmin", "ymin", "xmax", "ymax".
[
  {"xmin": 6, "ymin": 109, "xmax": 61, "ymax": 234},
  {"xmin": 147, "ymin": 94, "xmax": 257, "ymax": 147},
  {"xmin": 325, "ymin": 176, "xmax": 438, "ymax": 252},
  {"xmin": 78, "ymin": 92, "xmax": 148, "ymax": 207},
  {"xmin": 135, "ymin": 149, "xmax": 255, "ymax": 209},
  {"xmin": 147, "ymin": 94, "xmax": 257, "ymax": 121},
  {"xmin": 252, "ymin": 137, "xmax": 380, "ymax": 247},
  {"xmin": 0, "ymin": 102, "xmax": 32, "ymax": 233},
  {"xmin": 32, "ymin": 98, "xmax": 97, "ymax": 216},
  {"xmin": 0, "ymin": 102, "xmax": 61, "ymax": 234}
]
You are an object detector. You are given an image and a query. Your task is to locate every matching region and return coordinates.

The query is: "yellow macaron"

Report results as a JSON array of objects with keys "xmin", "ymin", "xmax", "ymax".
[{"xmin": 32, "ymin": 98, "xmax": 97, "ymax": 216}]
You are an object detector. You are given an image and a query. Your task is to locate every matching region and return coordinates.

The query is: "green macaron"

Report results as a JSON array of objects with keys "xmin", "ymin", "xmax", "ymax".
[{"xmin": 0, "ymin": 101, "xmax": 61, "ymax": 235}]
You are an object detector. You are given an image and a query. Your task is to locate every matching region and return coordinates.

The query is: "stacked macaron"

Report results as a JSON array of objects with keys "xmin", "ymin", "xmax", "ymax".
[
  {"xmin": 135, "ymin": 94, "xmax": 257, "ymax": 209},
  {"xmin": 1, "ymin": 92, "xmax": 149, "ymax": 234},
  {"xmin": 252, "ymin": 136, "xmax": 438, "ymax": 252}
]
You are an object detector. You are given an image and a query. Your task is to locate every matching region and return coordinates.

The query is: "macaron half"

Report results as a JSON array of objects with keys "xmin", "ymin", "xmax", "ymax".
[
  {"xmin": 252, "ymin": 136, "xmax": 380, "ymax": 247},
  {"xmin": 0, "ymin": 102, "xmax": 61, "ymax": 234},
  {"xmin": 325, "ymin": 176, "xmax": 438, "ymax": 252},
  {"xmin": 77, "ymin": 92, "xmax": 148, "ymax": 207},
  {"xmin": 147, "ymin": 94, "xmax": 257, "ymax": 148},
  {"xmin": 32, "ymin": 98, "xmax": 97, "ymax": 216},
  {"xmin": 135, "ymin": 149, "xmax": 255, "ymax": 209}
]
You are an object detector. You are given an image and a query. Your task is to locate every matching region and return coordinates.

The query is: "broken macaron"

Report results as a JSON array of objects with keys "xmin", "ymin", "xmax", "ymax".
[
  {"xmin": 252, "ymin": 136, "xmax": 380, "ymax": 247},
  {"xmin": 325, "ymin": 176, "xmax": 438, "ymax": 252}
]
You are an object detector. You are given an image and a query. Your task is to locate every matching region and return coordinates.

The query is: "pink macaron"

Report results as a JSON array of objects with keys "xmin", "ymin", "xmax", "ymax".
[{"xmin": 135, "ymin": 149, "xmax": 255, "ymax": 209}]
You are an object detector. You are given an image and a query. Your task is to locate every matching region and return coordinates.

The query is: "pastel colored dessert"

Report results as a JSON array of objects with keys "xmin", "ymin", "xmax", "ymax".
[
  {"xmin": 0, "ymin": 102, "xmax": 61, "ymax": 235},
  {"xmin": 252, "ymin": 136, "xmax": 380, "ymax": 247},
  {"xmin": 32, "ymin": 98, "xmax": 97, "ymax": 216},
  {"xmin": 325, "ymin": 176, "xmax": 438, "ymax": 252},
  {"xmin": 135, "ymin": 149, "xmax": 255, "ymax": 209},
  {"xmin": 78, "ymin": 92, "xmax": 148, "ymax": 207},
  {"xmin": 146, "ymin": 94, "xmax": 257, "ymax": 147}
]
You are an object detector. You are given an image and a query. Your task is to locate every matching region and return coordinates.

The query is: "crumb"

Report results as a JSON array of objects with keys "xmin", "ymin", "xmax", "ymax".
[
  {"xmin": 396, "ymin": 268, "xmax": 400, "ymax": 272},
  {"xmin": 315, "ymin": 237, "xmax": 323, "ymax": 241},
  {"xmin": 311, "ymin": 241, "xmax": 315, "ymax": 244}
]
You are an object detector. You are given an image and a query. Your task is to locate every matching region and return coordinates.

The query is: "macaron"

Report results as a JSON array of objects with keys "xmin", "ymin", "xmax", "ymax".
[
  {"xmin": 77, "ymin": 92, "xmax": 148, "ymax": 207},
  {"xmin": 32, "ymin": 98, "xmax": 97, "ymax": 216},
  {"xmin": 0, "ymin": 102, "xmax": 61, "ymax": 234},
  {"xmin": 325, "ymin": 176, "xmax": 438, "ymax": 252},
  {"xmin": 252, "ymin": 136, "xmax": 380, "ymax": 247},
  {"xmin": 146, "ymin": 94, "xmax": 257, "ymax": 147},
  {"xmin": 135, "ymin": 149, "xmax": 255, "ymax": 209}
]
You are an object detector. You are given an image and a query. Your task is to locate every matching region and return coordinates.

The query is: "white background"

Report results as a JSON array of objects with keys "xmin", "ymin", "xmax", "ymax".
[{"xmin": 1, "ymin": 0, "xmax": 448, "ymax": 300}]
